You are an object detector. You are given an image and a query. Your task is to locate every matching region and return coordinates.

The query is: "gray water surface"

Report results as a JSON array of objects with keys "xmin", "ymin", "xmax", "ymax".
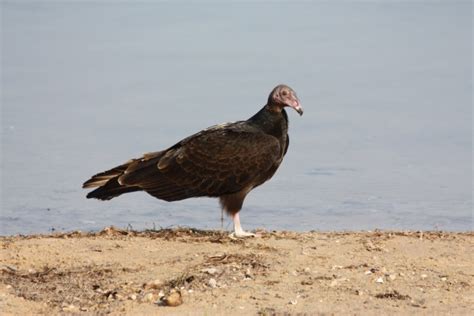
[{"xmin": 1, "ymin": 2, "xmax": 472, "ymax": 235}]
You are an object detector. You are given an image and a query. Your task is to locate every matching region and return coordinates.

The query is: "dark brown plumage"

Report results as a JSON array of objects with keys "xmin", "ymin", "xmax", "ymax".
[{"xmin": 83, "ymin": 84, "xmax": 302, "ymax": 237}]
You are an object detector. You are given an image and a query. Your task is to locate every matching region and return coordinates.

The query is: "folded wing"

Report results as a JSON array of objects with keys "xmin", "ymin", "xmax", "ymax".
[{"xmin": 84, "ymin": 123, "xmax": 281, "ymax": 201}]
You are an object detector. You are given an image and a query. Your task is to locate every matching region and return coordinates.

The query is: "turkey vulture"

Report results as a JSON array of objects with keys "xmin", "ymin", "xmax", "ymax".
[{"xmin": 83, "ymin": 84, "xmax": 302, "ymax": 237}]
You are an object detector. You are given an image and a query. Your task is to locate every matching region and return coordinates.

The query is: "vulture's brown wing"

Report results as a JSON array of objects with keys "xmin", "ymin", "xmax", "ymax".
[{"xmin": 118, "ymin": 123, "xmax": 281, "ymax": 201}]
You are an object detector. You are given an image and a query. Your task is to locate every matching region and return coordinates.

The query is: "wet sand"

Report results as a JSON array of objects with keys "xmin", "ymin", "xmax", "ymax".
[{"xmin": 1, "ymin": 227, "xmax": 473, "ymax": 315}]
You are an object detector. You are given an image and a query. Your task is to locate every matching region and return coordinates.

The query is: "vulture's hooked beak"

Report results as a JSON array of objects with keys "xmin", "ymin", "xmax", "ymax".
[{"xmin": 288, "ymin": 98, "xmax": 303, "ymax": 116}]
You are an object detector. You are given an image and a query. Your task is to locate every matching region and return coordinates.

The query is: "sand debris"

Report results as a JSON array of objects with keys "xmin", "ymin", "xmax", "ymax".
[{"xmin": 375, "ymin": 290, "xmax": 411, "ymax": 300}]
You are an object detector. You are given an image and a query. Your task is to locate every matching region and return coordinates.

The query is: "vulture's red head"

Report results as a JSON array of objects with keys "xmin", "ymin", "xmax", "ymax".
[{"xmin": 267, "ymin": 84, "xmax": 303, "ymax": 116}]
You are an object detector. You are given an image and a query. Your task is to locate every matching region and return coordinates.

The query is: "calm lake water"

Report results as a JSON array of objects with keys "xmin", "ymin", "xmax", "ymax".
[{"xmin": 1, "ymin": 2, "xmax": 472, "ymax": 235}]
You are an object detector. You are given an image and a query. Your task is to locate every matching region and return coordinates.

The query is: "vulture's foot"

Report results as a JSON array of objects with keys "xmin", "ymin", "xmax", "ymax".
[
  {"xmin": 230, "ymin": 212, "xmax": 255, "ymax": 238},
  {"xmin": 229, "ymin": 230, "xmax": 256, "ymax": 238}
]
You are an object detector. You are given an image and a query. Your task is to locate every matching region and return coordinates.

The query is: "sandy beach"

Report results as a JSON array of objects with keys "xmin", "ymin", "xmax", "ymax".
[{"xmin": 1, "ymin": 227, "xmax": 472, "ymax": 315}]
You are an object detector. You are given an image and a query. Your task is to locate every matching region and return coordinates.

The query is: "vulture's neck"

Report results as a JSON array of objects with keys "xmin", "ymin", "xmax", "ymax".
[{"xmin": 248, "ymin": 105, "xmax": 288, "ymax": 138}]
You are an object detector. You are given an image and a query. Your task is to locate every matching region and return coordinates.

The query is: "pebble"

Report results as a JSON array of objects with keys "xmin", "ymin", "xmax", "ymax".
[
  {"xmin": 441, "ymin": 277, "xmax": 447, "ymax": 281},
  {"xmin": 129, "ymin": 294, "xmax": 137, "ymax": 301},
  {"xmin": 376, "ymin": 277, "xmax": 384, "ymax": 284},
  {"xmin": 143, "ymin": 293, "xmax": 155, "ymax": 303},
  {"xmin": 389, "ymin": 274, "xmax": 397, "ymax": 281},
  {"xmin": 364, "ymin": 270, "xmax": 372, "ymax": 275},
  {"xmin": 162, "ymin": 291, "xmax": 183, "ymax": 307},
  {"xmin": 62, "ymin": 304, "xmax": 78, "ymax": 312},
  {"xmin": 208, "ymin": 278, "xmax": 217, "ymax": 288},
  {"xmin": 202, "ymin": 267, "xmax": 218, "ymax": 275},
  {"xmin": 245, "ymin": 268, "xmax": 252, "ymax": 279},
  {"xmin": 289, "ymin": 299, "xmax": 298, "ymax": 305},
  {"xmin": 421, "ymin": 274, "xmax": 428, "ymax": 279}
]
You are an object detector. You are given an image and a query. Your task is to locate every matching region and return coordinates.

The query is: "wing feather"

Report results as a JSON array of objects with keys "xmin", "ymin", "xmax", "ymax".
[{"xmin": 119, "ymin": 122, "xmax": 281, "ymax": 200}]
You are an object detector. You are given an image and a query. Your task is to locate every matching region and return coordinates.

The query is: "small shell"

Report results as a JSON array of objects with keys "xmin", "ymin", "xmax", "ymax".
[{"xmin": 163, "ymin": 291, "xmax": 183, "ymax": 307}]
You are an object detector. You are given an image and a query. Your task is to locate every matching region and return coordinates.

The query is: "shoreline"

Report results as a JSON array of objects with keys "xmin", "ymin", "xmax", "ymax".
[
  {"xmin": 3, "ymin": 225, "xmax": 472, "ymax": 238},
  {"xmin": 1, "ymin": 227, "xmax": 473, "ymax": 314}
]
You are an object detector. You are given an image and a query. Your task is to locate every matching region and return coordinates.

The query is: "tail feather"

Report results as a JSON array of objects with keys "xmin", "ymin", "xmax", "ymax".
[
  {"xmin": 83, "ymin": 151, "xmax": 164, "ymax": 200},
  {"xmin": 86, "ymin": 178, "xmax": 141, "ymax": 200},
  {"xmin": 83, "ymin": 160, "xmax": 141, "ymax": 200},
  {"xmin": 83, "ymin": 162, "xmax": 131, "ymax": 189}
]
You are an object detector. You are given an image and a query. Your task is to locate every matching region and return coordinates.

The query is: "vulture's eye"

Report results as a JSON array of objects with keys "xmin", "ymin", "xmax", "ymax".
[{"xmin": 281, "ymin": 90, "xmax": 288, "ymax": 96}]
